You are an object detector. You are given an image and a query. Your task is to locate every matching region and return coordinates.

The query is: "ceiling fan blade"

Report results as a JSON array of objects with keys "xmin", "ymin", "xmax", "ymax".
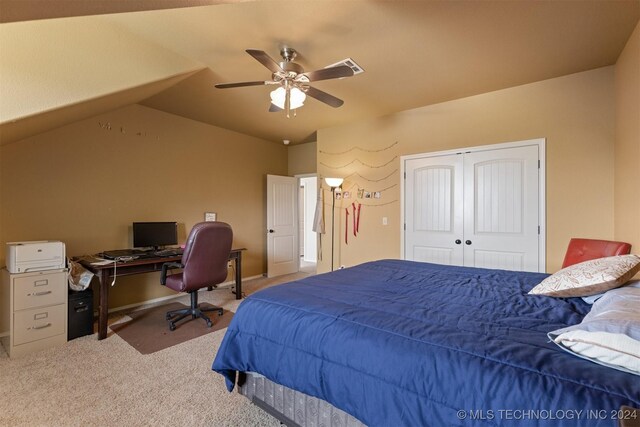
[
  {"xmin": 305, "ymin": 86, "xmax": 344, "ymax": 108},
  {"xmin": 215, "ymin": 81, "xmax": 269, "ymax": 89},
  {"xmin": 301, "ymin": 65, "xmax": 354, "ymax": 82},
  {"xmin": 269, "ymin": 104, "xmax": 282, "ymax": 112},
  {"xmin": 246, "ymin": 49, "xmax": 284, "ymax": 74}
]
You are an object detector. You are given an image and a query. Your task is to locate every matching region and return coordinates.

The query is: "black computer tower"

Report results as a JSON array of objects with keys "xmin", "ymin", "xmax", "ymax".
[{"xmin": 68, "ymin": 288, "xmax": 94, "ymax": 340}]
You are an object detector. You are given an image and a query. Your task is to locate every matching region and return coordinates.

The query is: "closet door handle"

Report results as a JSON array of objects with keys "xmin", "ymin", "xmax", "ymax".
[
  {"xmin": 465, "ymin": 240, "xmax": 472, "ymax": 245},
  {"xmin": 455, "ymin": 239, "xmax": 462, "ymax": 245},
  {"xmin": 268, "ymin": 229, "xmax": 275, "ymax": 234}
]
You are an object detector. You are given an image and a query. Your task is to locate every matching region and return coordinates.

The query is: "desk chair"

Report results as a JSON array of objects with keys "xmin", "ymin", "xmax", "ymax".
[
  {"xmin": 160, "ymin": 222, "xmax": 233, "ymax": 331},
  {"xmin": 562, "ymin": 238, "xmax": 631, "ymax": 269}
]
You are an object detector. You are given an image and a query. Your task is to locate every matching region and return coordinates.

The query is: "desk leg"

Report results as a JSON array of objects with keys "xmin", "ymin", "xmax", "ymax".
[
  {"xmin": 235, "ymin": 252, "xmax": 242, "ymax": 300},
  {"xmin": 98, "ymin": 269, "xmax": 110, "ymax": 340}
]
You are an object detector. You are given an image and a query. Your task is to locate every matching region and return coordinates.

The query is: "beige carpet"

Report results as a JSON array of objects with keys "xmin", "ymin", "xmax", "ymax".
[{"xmin": 0, "ymin": 268, "xmax": 314, "ymax": 426}]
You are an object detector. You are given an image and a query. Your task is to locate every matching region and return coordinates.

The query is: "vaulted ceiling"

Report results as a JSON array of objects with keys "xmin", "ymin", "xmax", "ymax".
[{"xmin": 1, "ymin": 0, "xmax": 638, "ymax": 145}]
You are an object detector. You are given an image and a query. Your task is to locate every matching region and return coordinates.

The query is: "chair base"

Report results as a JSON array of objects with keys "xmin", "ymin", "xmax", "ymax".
[{"xmin": 166, "ymin": 291, "xmax": 223, "ymax": 331}]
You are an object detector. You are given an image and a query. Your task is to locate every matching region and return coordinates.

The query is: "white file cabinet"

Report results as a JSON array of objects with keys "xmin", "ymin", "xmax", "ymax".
[{"xmin": 1, "ymin": 268, "xmax": 68, "ymax": 358}]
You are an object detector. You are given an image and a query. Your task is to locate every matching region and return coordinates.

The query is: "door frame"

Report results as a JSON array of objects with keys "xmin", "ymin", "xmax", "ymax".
[
  {"xmin": 295, "ymin": 173, "xmax": 318, "ymax": 264},
  {"xmin": 400, "ymin": 138, "xmax": 546, "ymax": 272}
]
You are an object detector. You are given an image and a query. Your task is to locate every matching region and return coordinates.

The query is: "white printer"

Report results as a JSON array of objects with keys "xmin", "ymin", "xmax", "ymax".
[{"xmin": 6, "ymin": 241, "xmax": 66, "ymax": 273}]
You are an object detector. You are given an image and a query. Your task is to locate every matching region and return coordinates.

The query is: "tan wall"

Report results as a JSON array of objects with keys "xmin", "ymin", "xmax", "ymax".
[
  {"xmin": 288, "ymin": 141, "xmax": 317, "ymax": 176},
  {"xmin": 615, "ymin": 22, "xmax": 640, "ymax": 256},
  {"xmin": 0, "ymin": 104, "xmax": 287, "ymax": 311},
  {"xmin": 317, "ymin": 67, "xmax": 616, "ymax": 273},
  {"xmin": 0, "ymin": 142, "xmax": 2, "ymax": 268}
]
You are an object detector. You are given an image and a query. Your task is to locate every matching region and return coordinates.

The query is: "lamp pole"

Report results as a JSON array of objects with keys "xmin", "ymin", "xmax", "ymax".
[
  {"xmin": 324, "ymin": 177, "xmax": 343, "ymax": 272},
  {"xmin": 331, "ymin": 186, "xmax": 336, "ymax": 271}
]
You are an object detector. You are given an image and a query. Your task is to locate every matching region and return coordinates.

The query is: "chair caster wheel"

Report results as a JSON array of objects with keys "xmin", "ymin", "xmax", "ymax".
[
  {"xmin": 166, "ymin": 314, "xmax": 172, "ymax": 320},
  {"xmin": 169, "ymin": 323, "xmax": 176, "ymax": 331},
  {"xmin": 217, "ymin": 310, "xmax": 223, "ymax": 316},
  {"xmin": 206, "ymin": 320, "xmax": 212, "ymax": 328}
]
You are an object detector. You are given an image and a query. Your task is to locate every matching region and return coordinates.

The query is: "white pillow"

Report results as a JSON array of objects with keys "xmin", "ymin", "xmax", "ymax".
[
  {"xmin": 581, "ymin": 280, "xmax": 640, "ymax": 304},
  {"xmin": 548, "ymin": 286, "xmax": 640, "ymax": 375},
  {"xmin": 529, "ymin": 254, "xmax": 640, "ymax": 297}
]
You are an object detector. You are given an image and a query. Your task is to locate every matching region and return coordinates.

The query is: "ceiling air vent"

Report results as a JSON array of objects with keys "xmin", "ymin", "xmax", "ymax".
[{"xmin": 325, "ymin": 58, "xmax": 364, "ymax": 75}]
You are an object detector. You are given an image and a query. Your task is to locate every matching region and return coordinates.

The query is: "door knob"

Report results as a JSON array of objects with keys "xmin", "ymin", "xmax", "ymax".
[
  {"xmin": 268, "ymin": 229, "xmax": 275, "ymax": 233},
  {"xmin": 465, "ymin": 240, "xmax": 472, "ymax": 245},
  {"xmin": 455, "ymin": 239, "xmax": 462, "ymax": 245}
]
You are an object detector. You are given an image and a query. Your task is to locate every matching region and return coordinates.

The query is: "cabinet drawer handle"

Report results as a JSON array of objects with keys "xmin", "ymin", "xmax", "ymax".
[
  {"xmin": 28, "ymin": 291, "xmax": 52, "ymax": 297},
  {"xmin": 30, "ymin": 323, "xmax": 52, "ymax": 330}
]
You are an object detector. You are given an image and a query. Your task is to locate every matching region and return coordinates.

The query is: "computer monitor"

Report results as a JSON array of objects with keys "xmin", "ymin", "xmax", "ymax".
[{"xmin": 133, "ymin": 222, "xmax": 177, "ymax": 250}]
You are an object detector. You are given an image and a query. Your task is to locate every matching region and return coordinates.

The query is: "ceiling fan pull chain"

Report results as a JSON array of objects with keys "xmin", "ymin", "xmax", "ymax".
[{"xmin": 285, "ymin": 83, "xmax": 291, "ymax": 118}]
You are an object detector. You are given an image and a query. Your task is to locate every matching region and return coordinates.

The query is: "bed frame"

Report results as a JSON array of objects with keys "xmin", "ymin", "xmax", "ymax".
[
  {"xmin": 240, "ymin": 372, "xmax": 640, "ymax": 427},
  {"xmin": 238, "ymin": 372, "xmax": 364, "ymax": 427}
]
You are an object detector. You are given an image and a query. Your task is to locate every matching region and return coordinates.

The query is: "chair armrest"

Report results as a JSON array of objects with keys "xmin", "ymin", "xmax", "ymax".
[{"xmin": 161, "ymin": 262, "xmax": 183, "ymax": 285}]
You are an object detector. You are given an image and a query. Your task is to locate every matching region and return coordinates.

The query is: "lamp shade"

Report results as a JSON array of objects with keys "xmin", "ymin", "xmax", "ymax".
[
  {"xmin": 324, "ymin": 177, "xmax": 344, "ymax": 188},
  {"xmin": 270, "ymin": 87, "xmax": 306, "ymax": 109}
]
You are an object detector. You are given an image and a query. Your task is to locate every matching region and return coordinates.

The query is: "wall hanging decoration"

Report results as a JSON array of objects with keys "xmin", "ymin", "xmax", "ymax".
[
  {"xmin": 352, "ymin": 202, "xmax": 361, "ymax": 236},
  {"xmin": 320, "ymin": 157, "xmax": 397, "ymax": 170},
  {"xmin": 319, "ymin": 141, "xmax": 398, "ymax": 155},
  {"xmin": 345, "ymin": 170, "xmax": 397, "ymax": 183},
  {"xmin": 319, "ymin": 141, "xmax": 400, "ymax": 218},
  {"xmin": 98, "ymin": 121, "xmax": 156, "ymax": 139},
  {"xmin": 345, "ymin": 208, "xmax": 350, "ymax": 245}
]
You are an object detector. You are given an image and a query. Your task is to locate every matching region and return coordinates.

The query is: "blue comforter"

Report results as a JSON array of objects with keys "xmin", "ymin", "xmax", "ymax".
[{"xmin": 213, "ymin": 260, "xmax": 640, "ymax": 426}]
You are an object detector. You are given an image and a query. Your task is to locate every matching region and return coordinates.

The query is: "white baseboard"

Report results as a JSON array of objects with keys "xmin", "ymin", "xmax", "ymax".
[
  {"xmin": 106, "ymin": 274, "xmax": 264, "ymax": 315},
  {"xmin": 107, "ymin": 293, "xmax": 183, "ymax": 315},
  {"xmin": 242, "ymin": 274, "xmax": 266, "ymax": 282}
]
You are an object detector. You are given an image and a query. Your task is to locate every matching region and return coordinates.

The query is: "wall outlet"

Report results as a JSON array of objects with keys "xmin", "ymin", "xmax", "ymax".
[
  {"xmin": 227, "ymin": 261, "xmax": 233, "ymax": 269},
  {"xmin": 205, "ymin": 212, "xmax": 217, "ymax": 221},
  {"xmin": 382, "ymin": 217, "xmax": 388, "ymax": 225}
]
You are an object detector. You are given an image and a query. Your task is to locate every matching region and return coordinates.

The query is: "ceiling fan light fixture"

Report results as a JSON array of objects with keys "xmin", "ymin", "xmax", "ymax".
[{"xmin": 270, "ymin": 86, "xmax": 306, "ymax": 109}]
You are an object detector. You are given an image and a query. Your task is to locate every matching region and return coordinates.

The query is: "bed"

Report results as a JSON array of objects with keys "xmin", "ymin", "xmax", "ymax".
[{"xmin": 212, "ymin": 259, "xmax": 640, "ymax": 426}]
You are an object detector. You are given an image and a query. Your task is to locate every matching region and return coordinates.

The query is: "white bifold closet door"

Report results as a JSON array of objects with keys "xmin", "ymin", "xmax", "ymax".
[
  {"xmin": 405, "ymin": 154, "xmax": 465, "ymax": 267},
  {"xmin": 404, "ymin": 144, "xmax": 541, "ymax": 272}
]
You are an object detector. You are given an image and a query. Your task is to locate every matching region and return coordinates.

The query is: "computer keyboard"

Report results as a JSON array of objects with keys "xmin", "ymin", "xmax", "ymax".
[
  {"xmin": 135, "ymin": 252, "xmax": 158, "ymax": 259},
  {"xmin": 103, "ymin": 249, "xmax": 144, "ymax": 259},
  {"xmin": 102, "ymin": 248, "xmax": 182, "ymax": 259},
  {"xmin": 154, "ymin": 249, "xmax": 183, "ymax": 257}
]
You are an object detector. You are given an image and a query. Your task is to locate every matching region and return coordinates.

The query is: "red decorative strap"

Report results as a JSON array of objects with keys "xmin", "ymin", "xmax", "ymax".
[
  {"xmin": 352, "ymin": 203, "xmax": 357, "ymax": 236},
  {"xmin": 345, "ymin": 208, "xmax": 349, "ymax": 245}
]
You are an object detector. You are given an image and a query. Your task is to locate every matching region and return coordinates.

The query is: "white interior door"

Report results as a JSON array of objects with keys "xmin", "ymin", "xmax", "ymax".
[
  {"xmin": 404, "ymin": 154, "xmax": 464, "ymax": 265},
  {"xmin": 267, "ymin": 175, "xmax": 299, "ymax": 278},
  {"xmin": 463, "ymin": 145, "xmax": 539, "ymax": 272}
]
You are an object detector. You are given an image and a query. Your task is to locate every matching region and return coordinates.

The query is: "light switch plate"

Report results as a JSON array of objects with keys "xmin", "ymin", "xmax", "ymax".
[{"xmin": 205, "ymin": 212, "xmax": 217, "ymax": 222}]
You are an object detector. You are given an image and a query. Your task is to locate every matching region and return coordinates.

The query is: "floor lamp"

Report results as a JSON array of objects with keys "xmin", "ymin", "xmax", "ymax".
[{"xmin": 324, "ymin": 177, "xmax": 344, "ymax": 271}]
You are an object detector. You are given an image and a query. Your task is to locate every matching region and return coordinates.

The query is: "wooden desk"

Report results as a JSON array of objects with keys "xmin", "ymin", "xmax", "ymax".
[{"xmin": 79, "ymin": 248, "xmax": 245, "ymax": 340}]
